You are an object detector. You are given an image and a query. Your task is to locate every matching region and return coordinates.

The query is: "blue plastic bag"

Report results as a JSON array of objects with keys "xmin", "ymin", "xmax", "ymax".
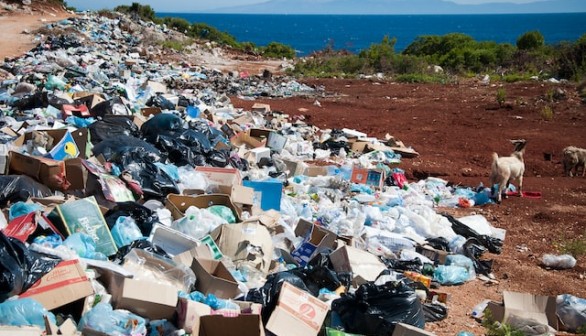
[
  {"xmin": 64, "ymin": 233, "xmax": 107, "ymax": 260},
  {"xmin": 111, "ymin": 216, "xmax": 144, "ymax": 248},
  {"xmin": 78, "ymin": 303, "xmax": 146, "ymax": 335},
  {"xmin": 0, "ymin": 298, "xmax": 56, "ymax": 327},
  {"xmin": 446, "ymin": 254, "xmax": 476, "ymax": 280},
  {"xmin": 8, "ymin": 202, "xmax": 43, "ymax": 221},
  {"xmin": 433, "ymin": 265, "xmax": 470, "ymax": 285}
]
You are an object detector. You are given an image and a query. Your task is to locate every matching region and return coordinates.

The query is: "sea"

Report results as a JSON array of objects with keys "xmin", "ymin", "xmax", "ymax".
[{"xmin": 157, "ymin": 13, "xmax": 586, "ymax": 56}]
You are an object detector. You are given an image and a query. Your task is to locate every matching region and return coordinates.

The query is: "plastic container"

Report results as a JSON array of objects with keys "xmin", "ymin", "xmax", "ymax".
[
  {"xmin": 471, "ymin": 299, "xmax": 491, "ymax": 319},
  {"xmin": 542, "ymin": 254, "xmax": 576, "ymax": 269}
]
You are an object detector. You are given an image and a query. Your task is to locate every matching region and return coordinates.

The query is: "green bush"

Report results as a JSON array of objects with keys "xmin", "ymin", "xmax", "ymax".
[
  {"xmin": 160, "ymin": 17, "xmax": 191, "ymax": 33},
  {"xmin": 496, "ymin": 88, "xmax": 507, "ymax": 107},
  {"xmin": 115, "ymin": 2, "xmax": 156, "ymax": 22},
  {"xmin": 188, "ymin": 23, "xmax": 239, "ymax": 48},
  {"xmin": 261, "ymin": 42, "xmax": 296, "ymax": 59},
  {"xmin": 394, "ymin": 73, "xmax": 448, "ymax": 84},
  {"xmin": 517, "ymin": 31, "xmax": 545, "ymax": 50},
  {"xmin": 359, "ymin": 36, "xmax": 396, "ymax": 72}
]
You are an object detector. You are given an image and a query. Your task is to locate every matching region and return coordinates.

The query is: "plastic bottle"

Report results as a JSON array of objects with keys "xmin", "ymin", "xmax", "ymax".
[
  {"xmin": 542, "ymin": 254, "xmax": 576, "ymax": 269},
  {"xmin": 470, "ymin": 299, "xmax": 491, "ymax": 319}
]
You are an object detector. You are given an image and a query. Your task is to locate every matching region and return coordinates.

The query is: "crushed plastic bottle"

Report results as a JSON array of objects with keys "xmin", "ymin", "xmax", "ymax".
[{"xmin": 470, "ymin": 299, "xmax": 491, "ymax": 319}]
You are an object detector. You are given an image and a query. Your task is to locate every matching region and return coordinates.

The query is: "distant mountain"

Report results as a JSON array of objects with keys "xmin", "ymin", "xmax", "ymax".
[{"xmin": 207, "ymin": 0, "xmax": 586, "ymax": 14}]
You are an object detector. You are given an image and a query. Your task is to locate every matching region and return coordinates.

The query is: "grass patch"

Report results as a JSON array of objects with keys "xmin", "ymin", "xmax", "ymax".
[
  {"xmin": 496, "ymin": 88, "xmax": 507, "ymax": 107},
  {"xmin": 557, "ymin": 231, "xmax": 586, "ymax": 257},
  {"xmin": 501, "ymin": 73, "xmax": 533, "ymax": 83},
  {"xmin": 540, "ymin": 105, "xmax": 554, "ymax": 121},
  {"xmin": 394, "ymin": 73, "xmax": 450, "ymax": 83},
  {"xmin": 482, "ymin": 309, "xmax": 525, "ymax": 336},
  {"xmin": 159, "ymin": 39, "xmax": 192, "ymax": 51}
]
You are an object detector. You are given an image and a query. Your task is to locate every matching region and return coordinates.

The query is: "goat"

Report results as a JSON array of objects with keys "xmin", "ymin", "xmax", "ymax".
[
  {"xmin": 489, "ymin": 139, "xmax": 527, "ymax": 203},
  {"xmin": 562, "ymin": 146, "xmax": 586, "ymax": 177}
]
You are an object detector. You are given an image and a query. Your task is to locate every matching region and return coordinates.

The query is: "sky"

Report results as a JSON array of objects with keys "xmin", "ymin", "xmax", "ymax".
[{"xmin": 67, "ymin": 0, "xmax": 551, "ymax": 12}]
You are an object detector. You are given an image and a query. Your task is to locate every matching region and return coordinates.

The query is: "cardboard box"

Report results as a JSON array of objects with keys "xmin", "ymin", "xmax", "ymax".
[
  {"xmin": 282, "ymin": 159, "xmax": 308, "ymax": 177},
  {"xmin": 20, "ymin": 259, "xmax": 94, "ymax": 310},
  {"xmin": 141, "ymin": 106, "xmax": 162, "ymax": 117},
  {"xmin": 230, "ymin": 131, "xmax": 266, "ymax": 149},
  {"xmin": 291, "ymin": 219, "xmax": 337, "ymax": 267},
  {"xmin": 0, "ymin": 326, "xmax": 44, "ymax": 336},
  {"xmin": 74, "ymin": 93, "xmax": 105, "ymax": 110},
  {"xmin": 251, "ymin": 103, "xmax": 271, "ymax": 113},
  {"xmin": 350, "ymin": 167, "xmax": 386, "ymax": 189},
  {"xmin": 247, "ymin": 147, "xmax": 271, "ymax": 164},
  {"xmin": 2, "ymin": 211, "xmax": 63, "ymax": 243},
  {"xmin": 303, "ymin": 165, "xmax": 329, "ymax": 177},
  {"xmin": 392, "ymin": 323, "xmax": 436, "ymax": 336},
  {"xmin": 266, "ymin": 282, "xmax": 329, "ymax": 336},
  {"xmin": 211, "ymin": 223, "xmax": 273, "ymax": 274},
  {"xmin": 416, "ymin": 245, "xmax": 450, "ymax": 265},
  {"xmin": 166, "ymin": 194, "xmax": 242, "ymax": 222},
  {"xmin": 485, "ymin": 291, "xmax": 558, "ymax": 331},
  {"xmin": 8, "ymin": 151, "xmax": 67, "ymax": 190},
  {"xmin": 195, "ymin": 166, "xmax": 242, "ymax": 187},
  {"xmin": 62, "ymin": 104, "xmax": 90, "ymax": 118},
  {"xmin": 177, "ymin": 298, "xmax": 265, "ymax": 336},
  {"xmin": 330, "ymin": 245, "xmax": 387, "ymax": 286},
  {"xmin": 242, "ymin": 179, "xmax": 283, "ymax": 211},
  {"xmin": 191, "ymin": 258, "xmax": 239, "ymax": 299},
  {"xmin": 111, "ymin": 277, "xmax": 178, "ymax": 321},
  {"xmin": 54, "ymin": 196, "xmax": 117, "ymax": 257}
]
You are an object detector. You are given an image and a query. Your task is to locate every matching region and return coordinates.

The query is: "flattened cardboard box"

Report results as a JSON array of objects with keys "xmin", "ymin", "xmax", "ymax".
[
  {"xmin": 266, "ymin": 282, "xmax": 329, "ymax": 336},
  {"xmin": 20, "ymin": 259, "xmax": 94, "ymax": 310},
  {"xmin": 330, "ymin": 245, "xmax": 387, "ymax": 286},
  {"xmin": 8, "ymin": 151, "xmax": 66, "ymax": 190},
  {"xmin": 111, "ymin": 277, "xmax": 178, "ymax": 321},
  {"xmin": 211, "ymin": 223, "xmax": 273, "ymax": 274}
]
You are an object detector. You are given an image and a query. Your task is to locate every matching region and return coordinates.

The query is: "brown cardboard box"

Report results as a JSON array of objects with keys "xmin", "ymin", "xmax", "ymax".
[
  {"xmin": 191, "ymin": 258, "xmax": 240, "ymax": 299},
  {"xmin": 20, "ymin": 259, "xmax": 94, "ymax": 310},
  {"xmin": 8, "ymin": 151, "xmax": 66, "ymax": 190},
  {"xmin": 330, "ymin": 245, "xmax": 387, "ymax": 286},
  {"xmin": 350, "ymin": 167, "xmax": 386, "ymax": 190},
  {"xmin": 195, "ymin": 166, "xmax": 242, "ymax": 186},
  {"xmin": 392, "ymin": 323, "xmax": 436, "ymax": 336},
  {"xmin": 210, "ymin": 222, "xmax": 273, "ymax": 274},
  {"xmin": 251, "ymin": 103, "xmax": 271, "ymax": 113},
  {"xmin": 266, "ymin": 282, "xmax": 329, "ymax": 336},
  {"xmin": 111, "ymin": 277, "xmax": 178, "ymax": 321},
  {"xmin": 177, "ymin": 298, "xmax": 265, "ymax": 336},
  {"xmin": 416, "ymin": 244, "xmax": 450, "ymax": 265},
  {"xmin": 0, "ymin": 326, "xmax": 44, "ymax": 336},
  {"xmin": 485, "ymin": 291, "xmax": 558, "ymax": 331},
  {"xmin": 291, "ymin": 219, "xmax": 337, "ymax": 266},
  {"xmin": 166, "ymin": 194, "xmax": 242, "ymax": 222}
]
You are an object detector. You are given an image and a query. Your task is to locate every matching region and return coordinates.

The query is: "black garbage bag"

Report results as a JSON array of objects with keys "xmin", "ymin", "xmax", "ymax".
[
  {"xmin": 90, "ymin": 97, "xmax": 131, "ymax": 118},
  {"xmin": 104, "ymin": 202, "xmax": 159, "ymax": 237},
  {"xmin": 425, "ymin": 237, "xmax": 451, "ymax": 252},
  {"xmin": 141, "ymin": 113, "xmax": 183, "ymax": 143},
  {"xmin": 381, "ymin": 257, "xmax": 423, "ymax": 272},
  {"xmin": 462, "ymin": 238, "xmax": 493, "ymax": 276},
  {"xmin": 155, "ymin": 134, "xmax": 196, "ymax": 167},
  {"xmin": 47, "ymin": 94, "xmax": 72, "ymax": 111},
  {"xmin": 187, "ymin": 119, "xmax": 227, "ymax": 148},
  {"xmin": 180, "ymin": 129, "xmax": 213, "ymax": 154},
  {"xmin": 115, "ymin": 149, "xmax": 179, "ymax": 199},
  {"xmin": 89, "ymin": 118, "xmax": 140, "ymax": 145},
  {"xmin": 0, "ymin": 231, "xmax": 61, "ymax": 302},
  {"xmin": 245, "ymin": 271, "xmax": 311, "ymax": 324},
  {"xmin": 0, "ymin": 175, "xmax": 53, "ymax": 208},
  {"xmin": 92, "ymin": 135, "xmax": 160, "ymax": 162},
  {"xmin": 207, "ymin": 149, "xmax": 231, "ymax": 167},
  {"xmin": 423, "ymin": 302, "xmax": 448, "ymax": 322},
  {"xmin": 442, "ymin": 213, "xmax": 503, "ymax": 254},
  {"xmin": 111, "ymin": 240, "xmax": 171, "ymax": 265},
  {"xmin": 287, "ymin": 251, "xmax": 345, "ymax": 297},
  {"xmin": 229, "ymin": 154, "xmax": 249, "ymax": 171},
  {"xmin": 10, "ymin": 91, "xmax": 48, "ymax": 110},
  {"xmin": 147, "ymin": 93, "xmax": 175, "ymax": 110},
  {"xmin": 331, "ymin": 281, "xmax": 425, "ymax": 336}
]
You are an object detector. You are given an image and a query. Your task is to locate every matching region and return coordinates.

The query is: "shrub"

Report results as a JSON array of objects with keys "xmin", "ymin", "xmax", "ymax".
[
  {"xmin": 517, "ymin": 31, "xmax": 545, "ymax": 50},
  {"xmin": 261, "ymin": 42, "xmax": 296, "ymax": 59},
  {"xmin": 189, "ymin": 23, "xmax": 239, "ymax": 48},
  {"xmin": 540, "ymin": 105, "xmax": 554, "ymax": 121},
  {"xmin": 557, "ymin": 231, "xmax": 586, "ymax": 257},
  {"xmin": 496, "ymin": 88, "xmax": 507, "ymax": 107},
  {"xmin": 394, "ymin": 73, "xmax": 449, "ymax": 84},
  {"xmin": 482, "ymin": 309, "xmax": 525, "ymax": 336}
]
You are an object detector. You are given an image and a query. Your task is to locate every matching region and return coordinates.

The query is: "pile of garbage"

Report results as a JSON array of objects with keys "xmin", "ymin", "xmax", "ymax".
[{"xmin": 0, "ymin": 10, "xmax": 584, "ymax": 336}]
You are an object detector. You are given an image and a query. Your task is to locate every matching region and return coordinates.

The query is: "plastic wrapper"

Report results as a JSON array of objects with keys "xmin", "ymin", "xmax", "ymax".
[
  {"xmin": 149, "ymin": 319, "xmax": 178, "ymax": 336},
  {"xmin": 542, "ymin": 254, "xmax": 576, "ymax": 269},
  {"xmin": 556, "ymin": 294, "xmax": 586, "ymax": 332},
  {"xmin": 63, "ymin": 233, "xmax": 107, "ymax": 261},
  {"xmin": 442, "ymin": 213, "xmax": 503, "ymax": 254},
  {"xmin": 0, "ymin": 231, "xmax": 61, "ymax": 301},
  {"xmin": 8, "ymin": 201, "xmax": 43, "ymax": 221},
  {"xmin": 331, "ymin": 280, "xmax": 425, "ymax": 335},
  {"xmin": 0, "ymin": 298, "xmax": 56, "ymax": 327},
  {"xmin": 171, "ymin": 206, "xmax": 226, "ymax": 240},
  {"xmin": 208, "ymin": 205, "xmax": 237, "ymax": 224},
  {"xmin": 111, "ymin": 216, "xmax": 144, "ymax": 248},
  {"xmin": 122, "ymin": 248, "xmax": 196, "ymax": 293},
  {"xmin": 78, "ymin": 303, "xmax": 146, "ymax": 336},
  {"xmin": 0, "ymin": 175, "xmax": 53, "ymax": 208},
  {"xmin": 433, "ymin": 265, "xmax": 469, "ymax": 285}
]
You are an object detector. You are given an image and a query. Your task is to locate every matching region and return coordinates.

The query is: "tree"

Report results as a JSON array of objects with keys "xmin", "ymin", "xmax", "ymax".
[{"xmin": 517, "ymin": 31, "xmax": 545, "ymax": 50}]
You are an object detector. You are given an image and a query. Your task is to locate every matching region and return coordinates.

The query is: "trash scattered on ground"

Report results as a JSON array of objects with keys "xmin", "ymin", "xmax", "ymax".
[{"xmin": 0, "ymin": 9, "xmax": 581, "ymax": 336}]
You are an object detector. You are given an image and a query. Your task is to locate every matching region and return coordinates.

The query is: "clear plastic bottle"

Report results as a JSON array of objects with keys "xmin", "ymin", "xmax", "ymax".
[{"xmin": 471, "ymin": 299, "xmax": 491, "ymax": 319}]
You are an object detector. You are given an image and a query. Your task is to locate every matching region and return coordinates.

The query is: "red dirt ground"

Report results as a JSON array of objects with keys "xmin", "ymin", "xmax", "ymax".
[{"xmin": 232, "ymin": 78, "xmax": 586, "ymax": 335}]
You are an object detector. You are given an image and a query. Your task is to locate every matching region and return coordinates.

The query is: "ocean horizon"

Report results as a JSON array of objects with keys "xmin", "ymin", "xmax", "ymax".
[{"xmin": 158, "ymin": 12, "xmax": 586, "ymax": 56}]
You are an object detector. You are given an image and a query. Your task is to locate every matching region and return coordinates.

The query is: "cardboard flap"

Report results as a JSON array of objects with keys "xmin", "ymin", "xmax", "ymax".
[
  {"xmin": 502, "ymin": 291, "xmax": 557, "ymax": 328},
  {"xmin": 211, "ymin": 223, "xmax": 273, "ymax": 274}
]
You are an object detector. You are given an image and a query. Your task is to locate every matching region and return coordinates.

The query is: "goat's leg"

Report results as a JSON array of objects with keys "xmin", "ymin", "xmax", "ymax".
[{"xmin": 518, "ymin": 176, "xmax": 523, "ymax": 197}]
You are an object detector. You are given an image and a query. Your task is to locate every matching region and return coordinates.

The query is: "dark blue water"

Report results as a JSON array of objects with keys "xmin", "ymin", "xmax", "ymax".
[{"xmin": 158, "ymin": 13, "xmax": 586, "ymax": 56}]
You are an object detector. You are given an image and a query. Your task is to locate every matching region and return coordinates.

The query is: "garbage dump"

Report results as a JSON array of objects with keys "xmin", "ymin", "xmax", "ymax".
[{"xmin": 0, "ymin": 9, "xmax": 582, "ymax": 336}]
